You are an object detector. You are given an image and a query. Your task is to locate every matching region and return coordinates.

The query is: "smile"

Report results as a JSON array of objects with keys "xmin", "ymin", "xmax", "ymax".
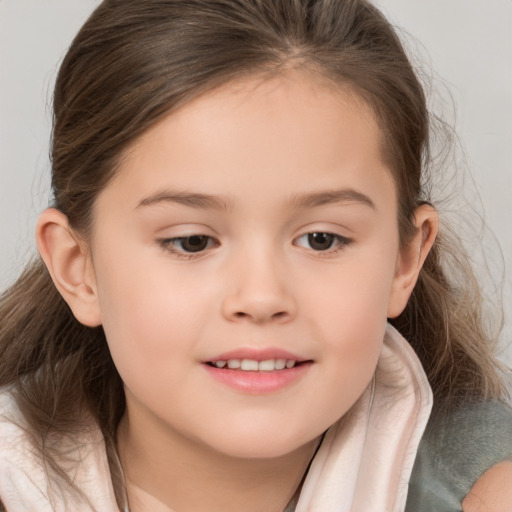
[
  {"xmin": 208, "ymin": 358, "xmax": 298, "ymax": 371},
  {"xmin": 203, "ymin": 355, "xmax": 313, "ymax": 393}
]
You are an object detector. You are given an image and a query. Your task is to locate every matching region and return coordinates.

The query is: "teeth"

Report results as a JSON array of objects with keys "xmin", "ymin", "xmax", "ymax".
[
  {"xmin": 258, "ymin": 359, "xmax": 275, "ymax": 371},
  {"xmin": 213, "ymin": 358, "xmax": 298, "ymax": 371},
  {"xmin": 275, "ymin": 359, "xmax": 287, "ymax": 370},
  {"xmin": 241, "ymin": 359, "xmax": 259, "ymax": 371}
]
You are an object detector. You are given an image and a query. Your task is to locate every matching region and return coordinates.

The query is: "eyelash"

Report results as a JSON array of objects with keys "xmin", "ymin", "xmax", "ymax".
[
  {"xmin": 157, "ymin": 232, "xmax": 352, "ymax": 259},
  {"xmin": 157, "ymin": 235, "xmax": 219, "ymax": 260},
  {"xmin": 294, "ymin": 232, "xmax": 352, "ymax": 256}
]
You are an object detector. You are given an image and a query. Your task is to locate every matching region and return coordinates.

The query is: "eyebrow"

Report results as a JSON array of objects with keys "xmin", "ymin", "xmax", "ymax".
[
  {"xmin": 290, "ymin": 188, "xmax": 376, "ymax": 210},
  {"xmin": 137, "ymin": 190, "xmax": 233, "ymax": 211},
  {"xmin": 137, "ymin": 187, "xmax": 376, "ymax": 212}
]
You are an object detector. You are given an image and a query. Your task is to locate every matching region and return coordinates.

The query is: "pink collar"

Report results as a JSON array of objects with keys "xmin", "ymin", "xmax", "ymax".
[
  {"xmin": 295, "ymin": 324, "xmax": 432, "ymax": 512},
  {"xmin": 0, "ymin": 324, "xmax": 431, "ymax": 512}
]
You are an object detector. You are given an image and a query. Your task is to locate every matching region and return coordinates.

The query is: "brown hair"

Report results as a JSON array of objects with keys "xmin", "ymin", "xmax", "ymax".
[{"xmin": 0, "ymin": 0, "xmax": 507, "ymax": 508}]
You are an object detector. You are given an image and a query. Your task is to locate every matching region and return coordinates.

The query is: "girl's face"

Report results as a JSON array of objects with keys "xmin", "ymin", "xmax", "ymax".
[{"xmin": 88, "ymin": 70, "xmax": 411, "ymax": 459}]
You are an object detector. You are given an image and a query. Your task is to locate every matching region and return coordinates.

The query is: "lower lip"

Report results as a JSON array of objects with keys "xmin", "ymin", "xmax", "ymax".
[{"xmin": 203, "ymin": 362, "xmax": 313, "ymax": 394}]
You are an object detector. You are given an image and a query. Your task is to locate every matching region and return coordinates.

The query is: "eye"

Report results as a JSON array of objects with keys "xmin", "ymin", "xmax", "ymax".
[
  {"xmin": 295, "ymin": 232, "xmax": 351, "ymax": 252},
  {"xmin": 176, "ymin": 235, "xmax": 211, "ymax": 252},
  {"xmin": 158, "ymin": 235, "xmax": 218, "ymax": 257}
]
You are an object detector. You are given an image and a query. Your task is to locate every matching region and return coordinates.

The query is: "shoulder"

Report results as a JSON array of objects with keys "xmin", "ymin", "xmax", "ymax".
[
  {"xmin": 406, "ymin": 400, "xmax": 512, "ymax": 512},
  {"xmin": 462, "ymin": 460, "xmax": 512, "ymax": 512}
]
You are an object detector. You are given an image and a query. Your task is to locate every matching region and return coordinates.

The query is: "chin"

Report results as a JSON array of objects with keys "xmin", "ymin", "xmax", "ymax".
[{"xmin": 200, "ymin": 425, "xmax": 322, "ymax": 461}]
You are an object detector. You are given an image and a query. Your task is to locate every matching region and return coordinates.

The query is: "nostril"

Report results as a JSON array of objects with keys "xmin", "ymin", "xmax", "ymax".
[
  {"xmin": 222, "ymin": 294, "xmax": 295, "ymax": 323},
  {"xmin": 231, "ymin": 310, "xmax": 289, "ymax": 322}
]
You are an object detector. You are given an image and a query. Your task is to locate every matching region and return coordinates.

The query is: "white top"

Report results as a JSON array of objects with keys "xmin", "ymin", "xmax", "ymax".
[{"xmin": 0, "ymin": 324, "xmax": 432, "ymax": 512}]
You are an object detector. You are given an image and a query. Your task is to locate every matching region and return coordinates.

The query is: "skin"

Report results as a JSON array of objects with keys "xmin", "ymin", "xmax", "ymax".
[
  {"xmin": 37, "ymin": 69, "xmax": 441, "ymax": 511},
  {"xmin": 462, "ymin": 461, "xmax": 512, "ymax": 512}
]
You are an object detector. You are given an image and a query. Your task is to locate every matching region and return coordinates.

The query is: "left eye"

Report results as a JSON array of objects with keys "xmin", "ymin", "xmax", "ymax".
[{"xmin": 295, "ymin": 232, "xmax": 350, "ymax": 251}]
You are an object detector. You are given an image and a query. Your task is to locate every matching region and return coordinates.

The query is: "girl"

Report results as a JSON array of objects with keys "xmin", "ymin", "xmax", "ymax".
[{"xmin": 0, "ymin": 0, "xmax": 511, "ymax": 510}]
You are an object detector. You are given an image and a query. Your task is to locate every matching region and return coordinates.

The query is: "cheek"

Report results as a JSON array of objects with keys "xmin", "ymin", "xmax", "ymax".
[
  {"xmin": 92, "ymin": 250, "xmax": 214, "ymax": 385},
  {"xmin": 295, "ymin": 251, "xmax": 396, "ymax": 415},
  {"xmin": 303, "ymin": 250, "xmax": 396, "ymax": 334}
]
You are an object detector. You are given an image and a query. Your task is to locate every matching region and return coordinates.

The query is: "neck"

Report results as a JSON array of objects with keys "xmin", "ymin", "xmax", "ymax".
[{"xmin": 118, "ymin": 411, "xmax": 319, "ymax": 512}]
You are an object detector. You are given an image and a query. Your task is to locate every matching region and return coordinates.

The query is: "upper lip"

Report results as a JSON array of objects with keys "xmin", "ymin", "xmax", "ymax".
[{"xmin": 204, "ymin": 347, "xmax": 308, "ymax": 363}]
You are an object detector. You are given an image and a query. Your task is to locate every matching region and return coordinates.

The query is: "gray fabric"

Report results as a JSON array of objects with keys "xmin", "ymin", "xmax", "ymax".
[
  {"xmin": 270, "ymin": 401, "xmax": 512, "ymax": 512},
  {"xmin": 405, "ymin": 400, "xmax": 512, "ymax": 512}
]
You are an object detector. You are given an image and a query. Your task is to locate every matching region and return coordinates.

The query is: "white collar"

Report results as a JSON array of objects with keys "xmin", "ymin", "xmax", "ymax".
[
  {"xmin": 295, "ymin": 323, "xmax": 433, "ymax": 512},
  {"xmin": 0, "ymin": 324, "xmax": 431, "ymax": 512}
]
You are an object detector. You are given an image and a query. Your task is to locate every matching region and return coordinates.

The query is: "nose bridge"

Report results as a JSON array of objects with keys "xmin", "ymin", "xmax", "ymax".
[{"xmin": 221, "ymin": 237, "xmax": 295, "ymax": 324}]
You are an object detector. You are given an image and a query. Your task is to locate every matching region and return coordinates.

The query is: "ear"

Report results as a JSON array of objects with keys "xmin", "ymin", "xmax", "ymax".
[
  {"xmin": 36, "ymin": 208, "xmax": 102, "ymax": 327},
  {"xmin": 387, "ymin": 204, "xmax": 439, "ymax": 318}
]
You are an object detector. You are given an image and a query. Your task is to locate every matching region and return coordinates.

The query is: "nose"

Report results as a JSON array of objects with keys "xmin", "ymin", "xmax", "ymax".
[{"xmin": 221, "ymin": 250, "xmax": 296, "ymax": 324}]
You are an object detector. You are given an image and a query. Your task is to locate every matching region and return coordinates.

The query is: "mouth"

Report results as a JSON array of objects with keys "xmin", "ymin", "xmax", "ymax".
[
  {"xmin": 205, "ymin": 358, "xmax": 309, "ymax": 371},
  {"xmin": 203, "ymin": 357, "xmax": 313, "ymax": 393},
  {"xmin": 202, "ymin": 349, "xmax": 313, "ymax": 392}
]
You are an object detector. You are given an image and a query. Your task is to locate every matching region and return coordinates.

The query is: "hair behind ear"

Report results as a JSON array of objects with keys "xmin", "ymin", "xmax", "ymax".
[
  {"xmin": 0, "ymin": 258, "xmax": 125, "ymax": 506},
  {"xmin": 390, "ymin": 230, "xmax": 507, "ymax": 405}
]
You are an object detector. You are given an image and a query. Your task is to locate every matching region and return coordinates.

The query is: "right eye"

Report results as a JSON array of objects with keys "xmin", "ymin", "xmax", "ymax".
[{"xmin": 158, "ymin": 235, "xmax": 218, "ymax": 257}]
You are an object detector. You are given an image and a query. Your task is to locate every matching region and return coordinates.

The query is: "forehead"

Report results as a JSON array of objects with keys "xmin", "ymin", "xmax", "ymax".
[
  {"xmin": 137, "ymin": 68, "xmax": 382, "ymax": 149},
  {"xmin": 103, "ymin": 68, "xmax": 395, "ymax": 212}
]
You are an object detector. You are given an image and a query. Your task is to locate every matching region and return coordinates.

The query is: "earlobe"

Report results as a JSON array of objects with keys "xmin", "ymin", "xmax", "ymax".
[
  {"xmin": 36, "ymin": 208, "xmax": 102, "ymax": 327},
  {"xmin": 387, "ymin": 204, "xmax": 439, "ymax": 318}
]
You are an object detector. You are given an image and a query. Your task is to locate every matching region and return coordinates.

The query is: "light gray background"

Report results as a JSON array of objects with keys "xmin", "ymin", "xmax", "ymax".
[{"xmin": 1, "ymin": 1, "xmax": 511, "ymax": 362}]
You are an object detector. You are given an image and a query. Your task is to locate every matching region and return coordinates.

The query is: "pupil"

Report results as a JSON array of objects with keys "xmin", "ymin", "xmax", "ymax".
[
  {"xmin": 182, "ymin": 235, "xmax": 208, "ymax": 252},
  {"xmin": 308, "ymin": 232, "xmax": 334, "ymax": 250}
]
